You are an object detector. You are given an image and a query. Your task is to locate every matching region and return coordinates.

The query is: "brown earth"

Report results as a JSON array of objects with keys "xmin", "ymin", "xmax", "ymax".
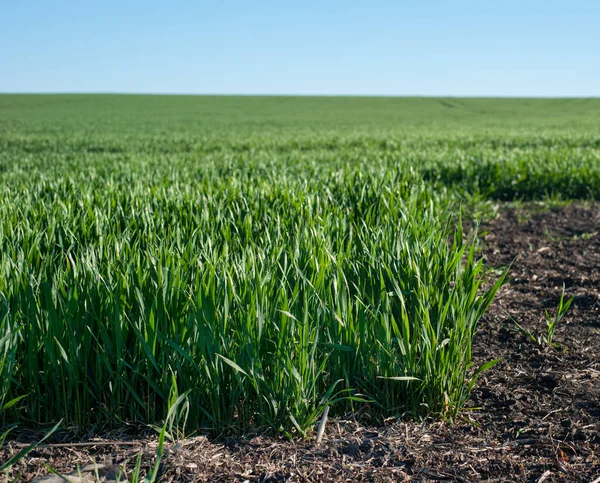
[{"xmin": 2, "ymin": 203, "xmax": 599, "ymax": 482}]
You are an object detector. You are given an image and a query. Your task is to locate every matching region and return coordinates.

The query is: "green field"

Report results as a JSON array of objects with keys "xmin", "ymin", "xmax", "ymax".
[{"xmin": 0, "ymin": 95, "xmax": 599, "ymax": 436}]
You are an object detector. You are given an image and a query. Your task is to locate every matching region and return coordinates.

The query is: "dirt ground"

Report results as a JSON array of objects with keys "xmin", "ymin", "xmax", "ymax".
[{"xmin": 2, "ymin": 203, "xmax": 599, "ymax": 482}]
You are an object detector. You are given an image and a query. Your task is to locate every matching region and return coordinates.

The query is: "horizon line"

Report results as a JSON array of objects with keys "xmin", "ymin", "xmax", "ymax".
[{"xmin": 1, "ymin": 92, "xmax": 599, "ymax": 99}]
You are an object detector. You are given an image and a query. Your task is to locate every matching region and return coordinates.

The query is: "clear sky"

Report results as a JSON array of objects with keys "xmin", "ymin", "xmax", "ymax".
[{"xmin": 1, "ymin": 0, "xmax": 598, "ymax": 96}]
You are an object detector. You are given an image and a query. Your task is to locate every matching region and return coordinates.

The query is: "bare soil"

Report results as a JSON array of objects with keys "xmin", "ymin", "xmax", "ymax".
[{"xmin": 2, "ymin": 203, "xmax": 599, "ymax": 482}]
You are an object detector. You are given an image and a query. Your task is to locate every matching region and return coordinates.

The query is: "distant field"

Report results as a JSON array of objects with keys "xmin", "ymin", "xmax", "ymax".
[
  {"xmin": 0, "ymin": 94, "xmax": 600, "ymax": 143},
  {"xmin": 0, "ymin": 95, "xmax": 599, "ymax": 437},
  {"xmin": 2, "ymin": 95, "xmax": 600, "ymax": 135}
]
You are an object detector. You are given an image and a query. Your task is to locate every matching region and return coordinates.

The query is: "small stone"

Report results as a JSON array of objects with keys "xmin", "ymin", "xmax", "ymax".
[
  {"xmin": 360, "ymin": 439, "xmax": 374, "ymax": 453},
  {"xmin": 342, "ymin": 442, "xmax": 360, "ymax": 457}
]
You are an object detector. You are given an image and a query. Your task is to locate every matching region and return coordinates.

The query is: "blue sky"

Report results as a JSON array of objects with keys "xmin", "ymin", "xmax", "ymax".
[{"xmin": 1, "ymin": 0, "xmax": 598, "ymax": 96}]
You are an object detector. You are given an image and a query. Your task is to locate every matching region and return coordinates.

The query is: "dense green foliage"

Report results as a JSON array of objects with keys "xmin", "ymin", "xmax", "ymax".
[{"xmin": 0, "ymin": 95, "xmax": 598, "ymax": 434}]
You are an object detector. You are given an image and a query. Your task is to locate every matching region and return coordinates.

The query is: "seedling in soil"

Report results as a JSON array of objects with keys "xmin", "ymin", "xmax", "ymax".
[
  {"xmin": 509, "ymin": 285, "xmax": 574, "ymax": 349},
  {"xmin": 544, "ymin": 286, "xmax": 574, "ymax": 348}
]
